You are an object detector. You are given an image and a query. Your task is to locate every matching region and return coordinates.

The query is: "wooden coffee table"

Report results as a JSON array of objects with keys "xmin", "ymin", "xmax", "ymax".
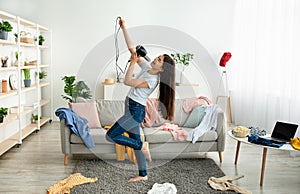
[{"xmin": 228, "ymin": 130, "xmax": 298, "ymax": 186}]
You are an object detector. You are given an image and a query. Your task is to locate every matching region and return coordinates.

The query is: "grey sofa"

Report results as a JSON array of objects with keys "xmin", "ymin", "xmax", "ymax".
[{"xmin": 60, "ymin": 99, "xmax": 226, "ymax": 165}]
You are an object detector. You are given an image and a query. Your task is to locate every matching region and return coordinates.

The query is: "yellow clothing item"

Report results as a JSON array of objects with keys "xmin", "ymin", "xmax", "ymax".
[
  {"xmin": 47, "ymin": 173, "xmax": 97, "ymax": 194},
  {"xmin": 104, "ymin": 125, "xmax": 137, "ymax": 163},
  {"xmin": 290, "ymin": 137, "xmax": 300, "ymax": 150}
]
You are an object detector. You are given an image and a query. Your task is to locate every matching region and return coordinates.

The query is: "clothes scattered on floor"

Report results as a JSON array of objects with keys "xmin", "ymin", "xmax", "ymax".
[
  {"xmin": 147, "ymin": 182, "xmax": 177, "ymax": 194},
  {"xmin": 47, "ymin": 173, "xmax": 97, "ymax": 194},
  {"xmin": 248, "ymin": 134, "xmax": 284, "ymax": 148},
  {"xmin": 208, "ymin": 175, "xmax": 251, "ymax": 194}
]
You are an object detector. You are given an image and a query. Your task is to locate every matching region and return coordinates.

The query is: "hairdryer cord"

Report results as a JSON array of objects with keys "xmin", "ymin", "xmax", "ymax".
[{"xmin": 114, "ymin": 17, "xmax": 129, "ymax": 82}]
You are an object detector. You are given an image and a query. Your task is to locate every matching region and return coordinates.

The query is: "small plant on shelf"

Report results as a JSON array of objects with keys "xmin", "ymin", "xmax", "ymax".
[
  {"xmin": 171, "ymin": 52, "xmax": 194, "ymax": 84},
  {"xmin": 171, "ymin": 53, "xmax": 194, "ymax": 72},
  {"xmin": 35, "ymin": 71, "xmax": 47, "ymax": 80},
  {"xmin": 0, "ymin": 107, "xmax": 8, "ymax": 123},
  {"xmin": 31, "ymin": 114, "xmax": 42, "ymax": 123},
  {"xmin": 35, "ymin": 35, "xmax": 45, "ymax": 45},
  {"xmin": 23, "ymin": 68, "xmax": 31, "ymax": 87},
  {"xmin": 0, "ymin": 20, "xmax": 13, "ymax": 40}
]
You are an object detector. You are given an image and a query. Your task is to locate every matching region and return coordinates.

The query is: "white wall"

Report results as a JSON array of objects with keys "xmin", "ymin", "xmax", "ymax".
[{"xmin": 0, "ymin": 0, "xmax": 236, "ymax": 120}]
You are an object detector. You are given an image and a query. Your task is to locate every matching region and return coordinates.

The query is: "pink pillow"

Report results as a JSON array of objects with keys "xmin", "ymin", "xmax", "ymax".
[{"xmin": 69, "ymin": 101, "xmax": 101, "ymax": 128}]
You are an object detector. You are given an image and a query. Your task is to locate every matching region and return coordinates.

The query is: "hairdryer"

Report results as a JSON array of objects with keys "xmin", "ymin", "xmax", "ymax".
[{"xmin": 136, "ymin": 45, "xmax": 150, "ymax": 62}]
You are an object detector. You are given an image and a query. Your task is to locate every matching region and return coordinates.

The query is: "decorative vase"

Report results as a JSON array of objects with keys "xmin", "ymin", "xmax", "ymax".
[
  {"xmin": 0, "ymin": 117, "xmax": 3, "ymax": 123},
  {"xmin": 2, "ymin": 80, "xmax": 8, "ymax": 93},
  {"xmin": 179, "ymin": 71, "xmax": 188, "ymax": 84},
  {"xmin": 24, "ymin": 79, "xmax": 31, "ymax": 87},
  {"xmin": 1, "ymin": 57, "xmax": 8, "ymax": 67},
  {"xmin": 0, "ymin": 31, "xmax": 8, "ymax": 40}
]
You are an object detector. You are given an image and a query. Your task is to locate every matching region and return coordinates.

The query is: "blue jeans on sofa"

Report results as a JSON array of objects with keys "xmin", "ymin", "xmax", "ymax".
[{"xmin": 106, "ymin": 97, "xmax": 147, "ymax": 177}]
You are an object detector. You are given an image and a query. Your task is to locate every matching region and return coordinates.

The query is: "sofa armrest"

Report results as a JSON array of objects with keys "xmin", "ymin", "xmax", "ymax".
[
  {"xmin": 215, "ymin": 108, "xmax": 226, "ymax": 151},
  {"xmin": 60, "ymin": 118, "xmax": 71, "ymax": 154}
]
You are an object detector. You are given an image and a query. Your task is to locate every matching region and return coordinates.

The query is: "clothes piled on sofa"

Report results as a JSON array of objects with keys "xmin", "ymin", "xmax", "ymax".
[
  {"xmin": 55, "ymin": 108, "xmax": 95, "ymax": 148},
  {"xmin": 187, "ymin": 104, "xmax": 221, "ymax": 143},
  {"xmin": 156, "ymin": 123, "xmax": 188, "ymax": 141}
]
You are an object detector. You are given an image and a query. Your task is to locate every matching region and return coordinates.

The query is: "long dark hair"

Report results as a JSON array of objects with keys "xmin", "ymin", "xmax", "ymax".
[{"xmin": 159, "ymin": 54, "xmax": 176, "ymax": 121}]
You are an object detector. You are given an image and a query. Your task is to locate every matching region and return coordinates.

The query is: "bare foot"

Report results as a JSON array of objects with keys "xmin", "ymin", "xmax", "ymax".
[
  {"xmin": 141, "ymin": 142, "xmax": 152, "ymax": 162},
  {"xmin": 128, "ymin": 175, "xmax": 148, "ymax": 182}
]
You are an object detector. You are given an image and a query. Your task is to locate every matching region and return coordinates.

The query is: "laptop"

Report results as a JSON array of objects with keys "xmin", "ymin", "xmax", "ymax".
[{"xmin": 266, "ymin": 121, "xmax": 298, "ymax": 143}]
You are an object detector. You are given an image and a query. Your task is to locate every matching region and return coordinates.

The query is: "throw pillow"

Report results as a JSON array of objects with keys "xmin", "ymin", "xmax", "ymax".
[
  {"xmin": 69, "ymin": 101, "xmax": 101, "ymax": 128},
  {"xmin": 182, "ymin": 106, "xmax": 207, "ymax": 128}
]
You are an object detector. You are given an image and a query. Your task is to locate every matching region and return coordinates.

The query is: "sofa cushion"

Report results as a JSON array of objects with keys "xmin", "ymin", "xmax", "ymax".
[
  {"xmin": 172, "ymin": 99, "xmax": 189, "ymax": 126},
  {"xmin": 96, "ymin": 99, "xmax": 125, "ymax": 126},
  {"xmin": 69, "ymin": 101, "xmax": 101, "ymax": 128},
  {"xmin": 182, "ymin": 106, "xmax": 207, "ymax": 128},
  {"xmin": 70, "ymin": 128, "xmax": 145, "ymax": 144},
  {"xmin": 143, "ymin": 127, "xmax": 218, "ymax": 143}
]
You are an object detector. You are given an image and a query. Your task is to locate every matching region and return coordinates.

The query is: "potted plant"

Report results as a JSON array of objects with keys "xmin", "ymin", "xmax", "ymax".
[
  {"xmin": 61, "ymin": 75, "xmax": 92, "ymax": 103},
  {"xmin": 1, "ymin": 56, "xmax": 9, "ymax": 67},
  {"xmin": 35, "ymin": 71, "xmax": 47, "ymax": 81},
  {"xmin": 0, "ymin": 20, "xmax": 13, "ymax": 40},
  {"xmin": 0, "ymin": 107, "xmax": 8, "ymax": 123},
  {"xmin": 23, "ymin": 68, "xmax": 31, "ymax": 87},
  {"xmin": 31, "ymin": 114, "xmax": 42, "ymax": 123},
  {"xmin": 38, "ymin": 35, "xmax": 45, "ymax": 46},
  {"xmin": 171, "ymin": 52, "xmax": 194, "ymax": 84}
]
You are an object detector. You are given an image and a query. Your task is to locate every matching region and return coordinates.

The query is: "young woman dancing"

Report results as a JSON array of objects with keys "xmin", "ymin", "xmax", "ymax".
[{"xmin": 106, "ymin": 17, "xmax": 176, "ymax": 182}]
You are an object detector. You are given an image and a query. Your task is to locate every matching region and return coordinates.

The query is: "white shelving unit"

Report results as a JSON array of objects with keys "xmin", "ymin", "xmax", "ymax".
[{"xmin": 0, "ymin": 10, "xmax": 52, "ymax": 156}]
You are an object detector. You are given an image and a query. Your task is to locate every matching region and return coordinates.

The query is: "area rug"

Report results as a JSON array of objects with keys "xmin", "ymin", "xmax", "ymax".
[{"xmin": 71, "ymin": 158, "xmax": 235, "ymax": 194}]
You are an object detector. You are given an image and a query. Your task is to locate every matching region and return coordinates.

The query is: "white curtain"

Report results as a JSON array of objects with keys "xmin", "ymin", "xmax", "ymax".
[{"xmin": 229, "ymin": 0, "xmax": 300, "ymax": 133}]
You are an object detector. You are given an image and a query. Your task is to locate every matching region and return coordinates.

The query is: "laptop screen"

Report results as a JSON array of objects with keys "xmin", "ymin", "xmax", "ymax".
[{"xmin": 272, "ymin": 121, "xmax": 298, "ymax": 141}]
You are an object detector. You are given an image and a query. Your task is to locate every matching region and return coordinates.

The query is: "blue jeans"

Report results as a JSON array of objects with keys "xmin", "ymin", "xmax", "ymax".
[{"xmin": 106, "ymin": 97, "xmax": 147, "ymax": 177}]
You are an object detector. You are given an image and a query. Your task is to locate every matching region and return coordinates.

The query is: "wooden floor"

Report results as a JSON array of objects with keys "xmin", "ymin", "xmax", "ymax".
[{"xmin": 0, "ymin": 122, "xmax": 299, "ymax": 194}]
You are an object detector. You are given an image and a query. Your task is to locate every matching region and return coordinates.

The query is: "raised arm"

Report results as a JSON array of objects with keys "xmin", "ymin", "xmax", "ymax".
[
  {"xmin": 119, "ymin": 17, "xmax": 143, "ymax": 64},
  {"xmin": 124, "ymin": 51, "xmax": 149, "ymax": 88}
]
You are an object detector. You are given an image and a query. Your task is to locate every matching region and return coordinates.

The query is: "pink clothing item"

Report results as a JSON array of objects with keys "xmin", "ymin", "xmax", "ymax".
[
  {"xmin": 157, "ymin": 123, "xmax": 188, "ymax": 141},
  {"xmin": 142, "ymin": 98, "xmax": 161, "ymax": 127},
  {"xmin": 183, "ymin": 96, "xmax": 212, "ymax": 113}
]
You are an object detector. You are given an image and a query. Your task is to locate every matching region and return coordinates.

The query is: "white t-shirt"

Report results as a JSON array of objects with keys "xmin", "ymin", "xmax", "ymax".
[{"xmin": 127, "ymin": 61, "xmax": 159, "ymax": 106}]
